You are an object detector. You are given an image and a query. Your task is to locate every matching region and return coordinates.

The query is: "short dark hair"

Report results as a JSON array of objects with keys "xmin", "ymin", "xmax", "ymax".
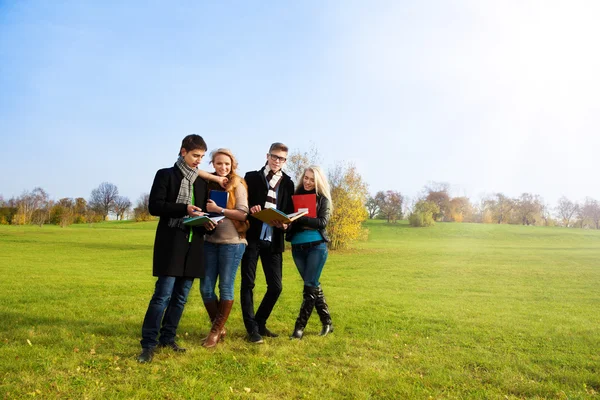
[
  {"xmin": 179, "ymin": 134, "xmax": 207, "ymax": 155},
  {"xmin": 269, "ymin": 142, "xmax": 288, "ymax": 153}
]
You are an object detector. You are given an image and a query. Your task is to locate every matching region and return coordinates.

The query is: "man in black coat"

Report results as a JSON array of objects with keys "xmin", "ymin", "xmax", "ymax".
[
  {"xmin": 240, "ymin": 142, "xmax": 295, "ymax": 343},
  {"xmin": 137, "ymin": 134, "xmax": 215, "ymax": 363}
]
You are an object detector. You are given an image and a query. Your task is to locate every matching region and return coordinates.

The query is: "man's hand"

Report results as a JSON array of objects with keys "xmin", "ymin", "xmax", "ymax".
[
  {"xmin": 271, "ymin": 220, "xmax": 288, "ymax": 230},
  {"xmin": 216, "ymin": 176, "xmax": 229, "ymax": 189},
  {"xmin": 250, "ymin": 205, "xmax": 262, "ymax": 214},
  {"xmin": 187, "ymin": 205, "xmax": 204, "ymax": 217}
]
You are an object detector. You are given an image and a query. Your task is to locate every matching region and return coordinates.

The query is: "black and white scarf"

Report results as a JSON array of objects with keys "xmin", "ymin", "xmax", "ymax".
[
  {"xmin": 263, "ymin": 166, "xmax": 283, "ymax": 210},
  {"xmin": 169, "ymin": 156, "xmax": 199, "ymax": 228}
]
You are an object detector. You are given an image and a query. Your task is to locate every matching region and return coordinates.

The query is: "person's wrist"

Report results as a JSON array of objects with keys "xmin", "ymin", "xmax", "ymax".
[{"xmin": 221, "ymin": 208, "xmax": 225, "ymax": 215}]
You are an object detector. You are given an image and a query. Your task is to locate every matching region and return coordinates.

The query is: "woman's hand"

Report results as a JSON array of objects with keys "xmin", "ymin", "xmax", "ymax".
[
  {"xmin": 250, "ymin": 205, "xmax": 262, "ymax": 214},
  {"xmin": 187, "ymin": 205, "xmax": 204, "ymax": 217},
  {"xmin": 203, "ymin": 219, "xmax": 219, "ymax": 231},
  {"xmin": 206, "ymin": 199, "xmax": 220, "ymax": 213}
]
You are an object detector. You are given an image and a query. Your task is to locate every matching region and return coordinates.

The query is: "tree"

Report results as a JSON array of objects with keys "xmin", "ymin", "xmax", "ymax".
[
  {"xmin": 580, "ymin": 198, "xmax": 600, "ymax": 229},
  {"xmin": 409, "ymin": 200, "xmax": 439, "ymax": 227},
  {"xmin": 448, "ymin": 196, "xmax": 473, "ymax": 222},
  {"xmin": 484, "ymin": 193, "xmax": 515, "ymax": 224},
  {"xmin": 73, "ymin": 197, "xmax": 88, "ymax": 223},
  {"xmin": 286, "ymin": 144, "xmax": 321, "ymax": 184},
  {"xmin": 12, "ymin": 187, "xmax": 50, "ymax": 226},
  {"xmin": 89, "ymin": 182, "xmax": 119, "ymax": 220},
  {"xmin": 50, "ymin": 198, "xmax": 75, "ymax": 227},
  {"xmin": 424, "ymin": 182, "xmax": 451, "ymax": 221},
  {"xmin": 133, "ymin": 193, "xmax": 153, "ymax": 221},
  {"xmin": 556, "ymin": 196, "xmax": 578, "ymax": 227},
  {"xmin": 365, "ymin": 196, "xmax": 380, "ymax": 219},
  {"xmin": 515, "ymin": 193, "xmax": 543, "ymax": 226},
  {"xmin": 374, "ymin": 190, "xmax": 403, "ymax": 223},
  {"xmin": 327, "ymin": 162, "xmax": 369, "ymax": 250},
  {"xmin": 114, "ymin": 196, "xmax": 132, "ymax": 220}
]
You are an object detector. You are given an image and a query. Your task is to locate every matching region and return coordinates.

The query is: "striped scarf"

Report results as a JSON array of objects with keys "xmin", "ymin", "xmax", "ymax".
[
  {"xmin": 168, "ymin": 156, "xmax": 199, "ymax": 229},
  {"xmin": 263, "ymin": 166, "xmax": 283, "ymax": 210}
]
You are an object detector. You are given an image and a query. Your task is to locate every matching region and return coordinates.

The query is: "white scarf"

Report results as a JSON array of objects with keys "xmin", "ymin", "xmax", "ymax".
[{"xmin": 263, "ymin": 166, "xmax": 282, "ymax": 210}]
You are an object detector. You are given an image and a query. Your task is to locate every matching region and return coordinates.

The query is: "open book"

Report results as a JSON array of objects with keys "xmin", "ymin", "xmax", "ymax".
[
  {"xmin": 183, "ymin": 215, "xmax": 225, "ymax": 227},
  {"xmin": 250, "ymin": 208, "xmax": 307, "ymax": 225}
]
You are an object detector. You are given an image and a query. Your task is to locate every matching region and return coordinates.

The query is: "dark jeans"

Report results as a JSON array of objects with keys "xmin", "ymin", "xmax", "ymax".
[
  {"xmin": 292, "ymin": 242, "xmax": 328, "ymax": 287},
  {"xmin": 140, "ymin": 276, "xmax": 193, "ymax": 349},
  {"xmin": 240, "ymin": 239, "xmax": 283, "ymax": 334}
]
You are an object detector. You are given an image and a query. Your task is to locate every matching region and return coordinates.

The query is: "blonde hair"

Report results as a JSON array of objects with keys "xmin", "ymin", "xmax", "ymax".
[
  {"xmin": 209, "ymin": 148, "xmax": 239, "ymax": 177},
  {"xmin": 297, "ymin": 165, "xmax": 332, "ymax": 206}
]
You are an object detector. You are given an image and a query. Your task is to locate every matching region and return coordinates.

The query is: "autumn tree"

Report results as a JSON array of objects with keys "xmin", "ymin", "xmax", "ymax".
[
  {"xmin": 327, "ymin": 163, "xmax": 369, "ymax": 250},
  {"xmin": 374, "ymin": 190, "xmax": 403, "ymax": 223},
  {"xmin": 515, "ymin": 193, "xmax": 543, "ymax": 226},
  {"xmin": 556, "ymin": 196, "xmax": 578, "ymax": 227},
  {"xmin": 73, "ymin": 197, "xmax": 88, "ymax": 223},
  {"xmin": 133, "ymin": 193, "xmax": 153, "ymax": 221},
  {"xmin": 484, "ymin": 193, "xmax": 515, "ymax": 224},
  {"xmin": 89, "ymin": 182, "xmax": 119, "ymax": 220},
  {"xmin": 49, "ymin": 197, "xmax": 75, "ymax": 227},
  {"xmin": 424, "ymin": 182, "xmax": 451, "ymax": 221},
  {"xmin": 12, "ymin": 187, "xmax": 50, "ymax": 225},
  {"xmin": 448, "ymin": 196, "xmax": 473, "ymax": 222},
  {"xmin": 409, "ymin": 200, "xmax": 439, "ymax": 227}
]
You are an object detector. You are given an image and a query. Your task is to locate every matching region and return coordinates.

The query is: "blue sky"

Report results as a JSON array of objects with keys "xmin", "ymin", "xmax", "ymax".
[{"xmin": 1, "ymin": 1, "xmax": 599, "ymax": 208}]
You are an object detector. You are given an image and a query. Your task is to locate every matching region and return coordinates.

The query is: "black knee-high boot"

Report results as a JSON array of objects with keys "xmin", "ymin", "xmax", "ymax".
[
  {"xmin": 290, "ymin": 286, "xmax": 318, "ymax": 339},
  {"xmin": 314, "ymin": 286, "xmax": 333, "ymax": 336}
]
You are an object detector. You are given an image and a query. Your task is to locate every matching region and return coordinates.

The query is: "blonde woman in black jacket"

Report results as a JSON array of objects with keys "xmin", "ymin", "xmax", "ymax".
[{"xmin": 286, "ymin": 165, "xmax": 333, "ymax": 339}]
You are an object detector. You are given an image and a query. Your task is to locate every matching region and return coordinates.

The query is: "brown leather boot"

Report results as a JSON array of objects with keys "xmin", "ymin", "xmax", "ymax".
[
  {"xmin": 203, "ymin": 300, "xmax": 234, "ymax": 348},
  {"xmin": 203, "ymin": 300, "xmax": 226, "ymax": 340}
]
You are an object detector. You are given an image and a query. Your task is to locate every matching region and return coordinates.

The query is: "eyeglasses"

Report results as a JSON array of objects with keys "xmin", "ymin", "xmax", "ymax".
[{"xmin": 268, "ymin": 153, "xmax": 287, "ymax": 163}]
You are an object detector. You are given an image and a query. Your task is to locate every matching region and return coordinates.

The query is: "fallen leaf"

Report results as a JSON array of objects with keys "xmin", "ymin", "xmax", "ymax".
[
  {"xmin": 73, "ymin": 348, "xmax": 79, "ymax": 353},
  {"xmin": 26, "ymin": 339, "xmax": 32, "ymax": 346},
  {"xmin": 90, "ymin": 349, "xmax": 96, "ymax": 355},
  {"xmin": 244, "ymin": 388, "xmax": 251, "ymax": 393}
]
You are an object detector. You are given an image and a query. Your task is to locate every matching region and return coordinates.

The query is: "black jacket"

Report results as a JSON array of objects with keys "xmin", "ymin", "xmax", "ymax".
[
  {"xmin": 286, "ymin": 193, "xmax": 331, "ymax": 243},
  {"xmin": 148, "ymin": 165, "xmax": 209, "ymax": 278},
  {"xmin": 244, "ymin": 167, "xmax": 294, "ymax": 253}
]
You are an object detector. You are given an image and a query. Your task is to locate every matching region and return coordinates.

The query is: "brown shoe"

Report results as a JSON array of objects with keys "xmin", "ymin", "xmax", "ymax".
[{"xmin": 203, "ymin": 300, "xmax": 234, "ymax": 348}]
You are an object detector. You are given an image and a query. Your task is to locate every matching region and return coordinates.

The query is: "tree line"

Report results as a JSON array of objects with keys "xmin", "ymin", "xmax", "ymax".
[
  {"xmin": 366, "ymin": 182, "xmax": 600, "ymax": 229},
  {"xmin": 0, "ymin": 159, "xmax": 370, "ymax": 250},
  {"xmin": 0, "ymin": 183, "xmax": 153, "ymax": 227}
]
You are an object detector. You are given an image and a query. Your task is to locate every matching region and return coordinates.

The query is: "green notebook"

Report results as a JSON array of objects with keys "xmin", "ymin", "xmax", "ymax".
[{"xmin": 183, "ymin": 215, "xmax": 225, "ymax": 226}]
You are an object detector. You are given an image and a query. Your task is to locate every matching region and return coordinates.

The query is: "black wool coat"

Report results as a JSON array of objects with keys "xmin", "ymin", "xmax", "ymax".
[
  {"xmin": 244, "ymin": 167, "xmax": 294, "ymax": 253},
  {"xmin": 148, "ymin": 165, "xmax": 209, "ymax": 278}
]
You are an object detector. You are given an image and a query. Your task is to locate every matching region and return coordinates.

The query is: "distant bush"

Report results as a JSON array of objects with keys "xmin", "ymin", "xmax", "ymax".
[
  {"xmin": 409, "ymin": 200, "xmax": 439, "ymax": 227},
  {"xmin": 0, "ymin": 207, "xmax": 17, "ymax": 225}
]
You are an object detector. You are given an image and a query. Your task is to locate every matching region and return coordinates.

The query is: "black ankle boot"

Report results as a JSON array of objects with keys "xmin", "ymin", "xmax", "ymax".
[
  {"xmin": 290, "ymin": 286, "xmax": 317, "ymax": 339},
  {"xmin": 315, "ymin": 286, "xmax": 333, "ymax": 336}
]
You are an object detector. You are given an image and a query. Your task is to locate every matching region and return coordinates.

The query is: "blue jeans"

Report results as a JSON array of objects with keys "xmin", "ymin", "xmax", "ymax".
[
  {"xmin": 292, "ymin": 242, "xmax": 328, "ymax": 288},
  {"xmin": 140, "ymin": 276, "xmax": 193, "ymax": 349},
  {"xmin": 200, "ymin": 242, "xmax": 246, "ymax": 302}
]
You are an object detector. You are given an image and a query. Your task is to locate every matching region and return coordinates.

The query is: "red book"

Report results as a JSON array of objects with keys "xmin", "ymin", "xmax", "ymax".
[{"xmin": 292, "ymin": 194, "xmax": 317, "ymax": 218}]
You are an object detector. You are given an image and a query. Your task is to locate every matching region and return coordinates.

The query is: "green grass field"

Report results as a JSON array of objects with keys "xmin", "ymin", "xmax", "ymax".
[{"xmin": 1, "ymin": 220, "xmax": 599, "ymax": 399}]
